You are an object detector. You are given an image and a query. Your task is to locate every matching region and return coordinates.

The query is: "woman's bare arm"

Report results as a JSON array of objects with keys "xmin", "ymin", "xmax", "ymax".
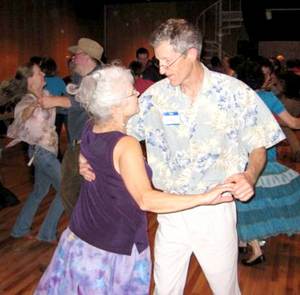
[
  {"xmin": 279, "ymin": 110, "xmax": 300, "ymax": 129},
  {"xmin": 115, "ymin": 136, "xmax": 234, "ymax": 213}
]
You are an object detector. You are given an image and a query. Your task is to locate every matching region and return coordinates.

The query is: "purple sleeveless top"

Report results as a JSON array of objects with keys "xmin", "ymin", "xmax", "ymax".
[{"xmin": 70, "ymin": 123, "xmax": 151, "ymax": 255}]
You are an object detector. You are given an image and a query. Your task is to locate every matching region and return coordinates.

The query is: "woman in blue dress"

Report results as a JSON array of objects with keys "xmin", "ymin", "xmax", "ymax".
[{"xmin": 236, "ymin": 60, "xmax": 300, "ymax": 266}]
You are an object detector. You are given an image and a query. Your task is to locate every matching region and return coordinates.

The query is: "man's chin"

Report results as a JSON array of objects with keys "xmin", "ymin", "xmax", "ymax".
[{"xmin": 74, "ymin": 67, "xmax": 82, "ymax": 76}]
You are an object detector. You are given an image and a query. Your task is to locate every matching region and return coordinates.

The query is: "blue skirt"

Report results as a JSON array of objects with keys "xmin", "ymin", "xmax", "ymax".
[
  {"xmin": 237, "ymin": 161, "xmax": 300, "ymax": 242},
  {"xmin": 34, "ymin": 228, "xmax": 151, "ymax": 295}
]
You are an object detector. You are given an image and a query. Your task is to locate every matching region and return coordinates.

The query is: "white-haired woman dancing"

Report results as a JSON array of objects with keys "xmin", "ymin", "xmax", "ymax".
[{"xmin": 35, "ymin": 65, "xmax": 234, "ymax": 295}]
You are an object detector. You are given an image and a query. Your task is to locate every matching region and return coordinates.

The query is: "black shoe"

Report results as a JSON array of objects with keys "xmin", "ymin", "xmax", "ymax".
[
  {"xmin": 242, "ymin": 254, "xmax": 265, "ymax": 266},
  {"xmin": 238, "ymin": 246, "xmax": 248, "ymax": 254}
]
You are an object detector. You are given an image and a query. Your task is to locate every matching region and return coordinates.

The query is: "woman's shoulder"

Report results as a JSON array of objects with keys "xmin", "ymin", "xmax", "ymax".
[
  {"xmin": 116, "ymin": 134, "xmax": 141, "ymax": 154},
  {"xmin": 15, "ymin": 93, "xmax": 36, "ymax": 109},
  {"xmin": 113, "ymin": 135, "xmax": 144, "ymax": 169},
  {"xmin": 118, "ymin": 134, "xmax": 139, "ymax": 146},
  {"xmin": 22, "ymin": 92, "xmax": 36, "ymax": 101}
]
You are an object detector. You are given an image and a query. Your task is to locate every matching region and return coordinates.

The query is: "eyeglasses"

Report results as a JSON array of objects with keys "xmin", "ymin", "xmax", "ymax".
[
  {"xmin": 121, "ymin": 89, "xmax": 140, "ymax": 100},
  {"xmin": 158, "ymin": 51, "xmax": 187, "ymax": 70}
]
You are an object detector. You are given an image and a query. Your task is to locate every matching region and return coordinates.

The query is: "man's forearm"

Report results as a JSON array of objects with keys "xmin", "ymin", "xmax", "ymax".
[
  {"xmin": 245, "ymin": 147, "xmax": 266, "ymax": 185},
  {"xmin": 51, "ymin": 96, "xmax": 71, "ymax": 108},
  {"xmin": 40, "ymin": 96, "xmax": 71, "ymax": 109}
]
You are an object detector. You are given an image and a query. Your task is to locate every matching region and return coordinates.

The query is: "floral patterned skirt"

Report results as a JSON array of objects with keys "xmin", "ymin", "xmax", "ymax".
[{"xmin": 34, "ymin": 228, "xmax": 151, "ymax": 295}]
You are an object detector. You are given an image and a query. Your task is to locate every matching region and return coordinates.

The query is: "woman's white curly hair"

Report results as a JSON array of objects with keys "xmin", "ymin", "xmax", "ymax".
[{"xmin": 68, "ymin": 65, "xmax": 134, "ymax": 121}]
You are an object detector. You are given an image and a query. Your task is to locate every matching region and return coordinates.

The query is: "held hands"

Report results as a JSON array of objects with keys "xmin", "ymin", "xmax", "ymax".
[
  {"xmin": 79, "ymin": 153, "xmax": 96, "ymax": 182},
  {"xmin": 78, "ymin": 155, "xmax": 254, "ymax": 203},
  {"xmin": 203, "ymin": 183, "xmax": 235, "ymax": 205},
  {"xmin": 224, "ymin": 172, "xmax": 255, "ymax": 202},
  {"xmin": 203, "ymin": 170, "xmax": 255, "ymax": 205}
]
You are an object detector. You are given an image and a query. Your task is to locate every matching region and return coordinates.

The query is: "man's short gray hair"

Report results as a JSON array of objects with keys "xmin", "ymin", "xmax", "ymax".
[
  {"xmin": 75, "ymin": 65, "xmax": 134, "ymax": 121},
  {"xmin": 150, "ymin": 18, "xmax": 202, "ymax": 56}
]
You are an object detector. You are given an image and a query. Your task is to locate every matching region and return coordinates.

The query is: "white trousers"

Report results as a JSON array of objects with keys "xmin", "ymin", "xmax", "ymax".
[{"xmin": 154, "ymin": 202, "xmax": 240, "ymax": 295}]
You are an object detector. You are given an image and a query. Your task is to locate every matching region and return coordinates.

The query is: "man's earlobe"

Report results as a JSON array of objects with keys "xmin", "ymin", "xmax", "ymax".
[{"xmin": 187, "ymin": 48, "xmax": 198, "ymax": 60}]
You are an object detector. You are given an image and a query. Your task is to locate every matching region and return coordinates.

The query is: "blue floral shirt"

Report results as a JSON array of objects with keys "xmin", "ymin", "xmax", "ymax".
[{"xmin": 127, "ymin": 65, "xmax": 285, "ymax": 194}]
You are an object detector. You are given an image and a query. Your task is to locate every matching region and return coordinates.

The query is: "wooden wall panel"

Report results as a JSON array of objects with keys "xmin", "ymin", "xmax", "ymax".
[
  {"xmin": 0, "ymin": 0, "xmax": 103, "ymax": 81},
  {"xmin": 105, "ymin": 2, "xmax": 176, "ymax": 66},
  {"xmin": 0, "ymin": 0, "xmax": 242, "ymax": 81},
  {"xmin": 104, "ymin": 1, "xmax": 216, "ymax": 66}
]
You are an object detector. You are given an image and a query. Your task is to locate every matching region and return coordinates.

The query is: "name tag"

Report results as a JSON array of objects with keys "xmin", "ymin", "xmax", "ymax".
[{"xmin": 162, "ymin": 111, "xmax": 180, "ymax": 125}]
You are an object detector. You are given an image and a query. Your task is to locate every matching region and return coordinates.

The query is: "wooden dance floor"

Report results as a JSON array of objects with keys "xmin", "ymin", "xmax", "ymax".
[{"xmin": 0, "ymin": 140, "xmax": 299, "ymax": 294}]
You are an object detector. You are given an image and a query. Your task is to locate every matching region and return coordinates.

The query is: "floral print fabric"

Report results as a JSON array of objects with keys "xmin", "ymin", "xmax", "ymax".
[
  {"xmin": 127, "ymin": 65, "xmax": 285, "ymax": 194},
  {"xmin": 7, "ymin": 92, "xmax": 58, "ymax": 155},
  {"xmin": 35, "ymin": 228, "xmax": 151, "ymax": 295}
]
